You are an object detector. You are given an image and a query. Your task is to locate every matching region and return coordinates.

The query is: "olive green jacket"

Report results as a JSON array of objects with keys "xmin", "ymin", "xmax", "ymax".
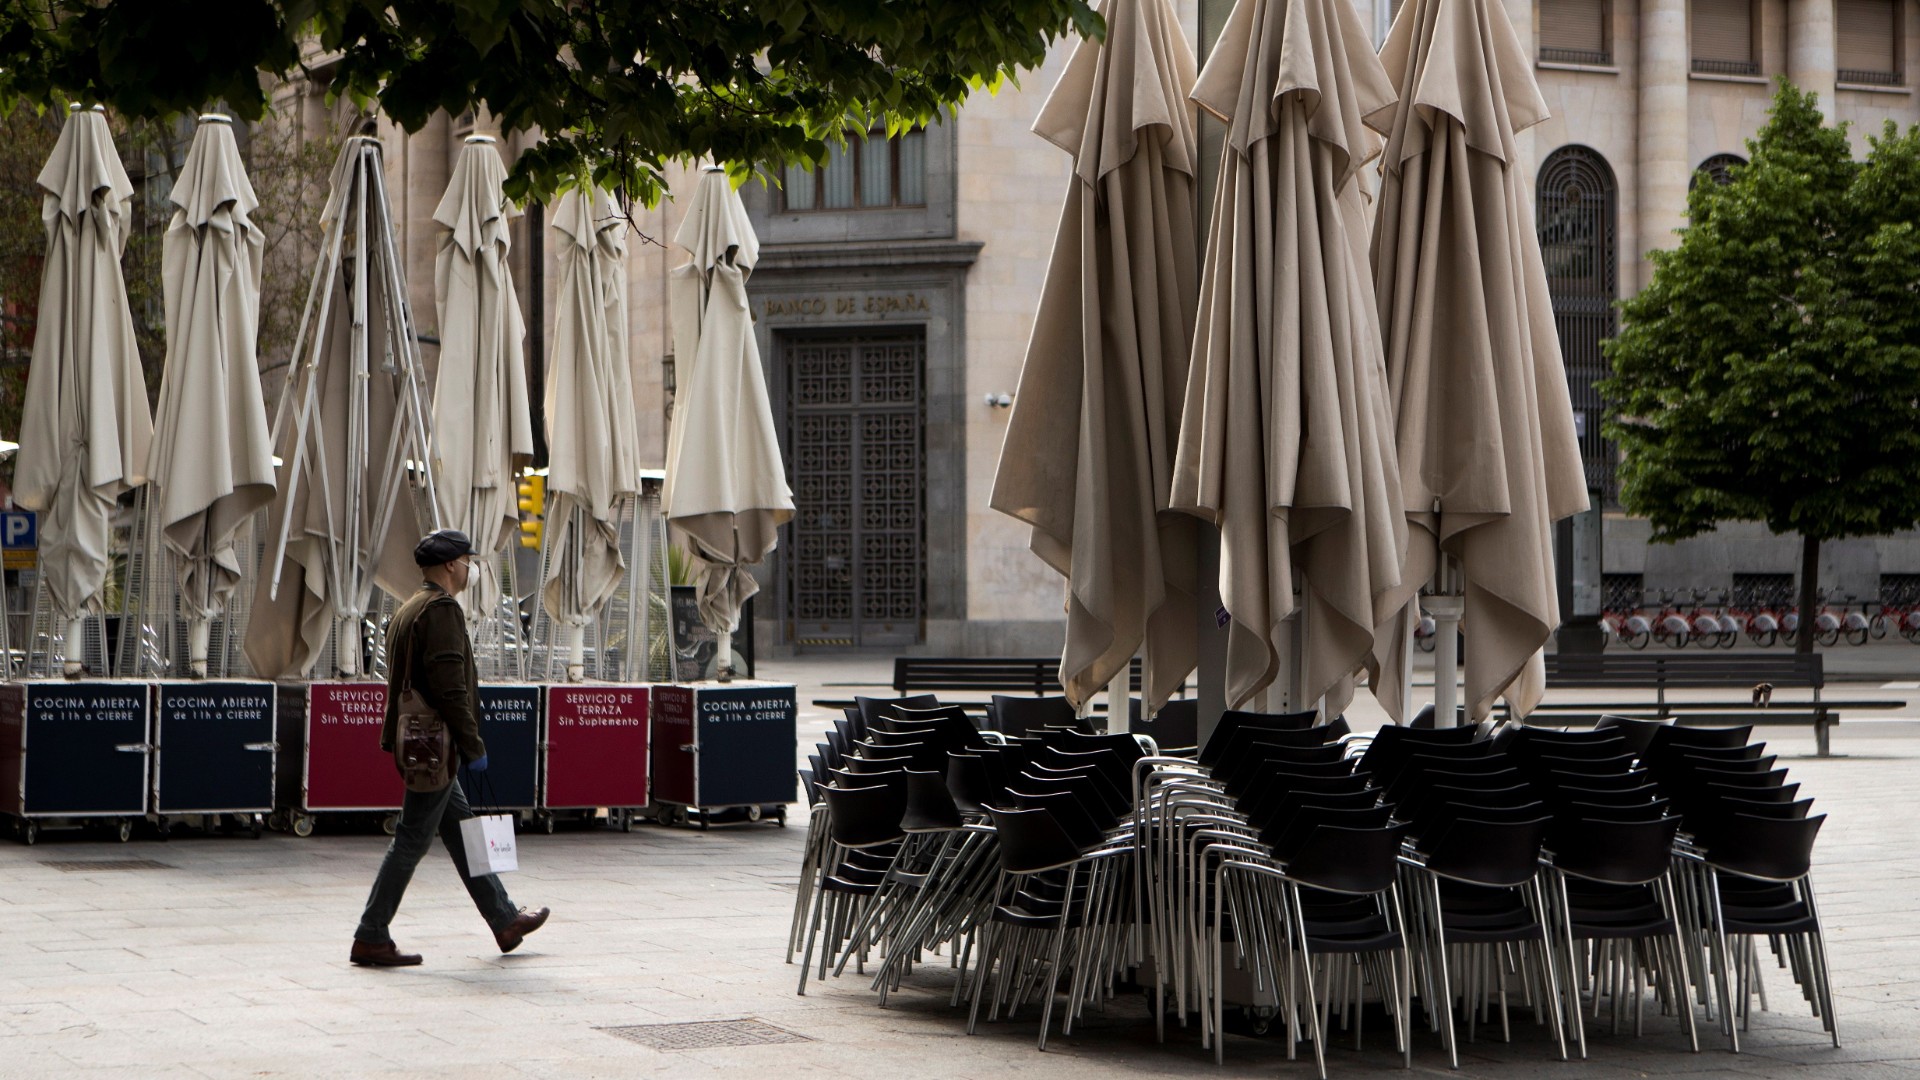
[{"xmin": 379, "ymin": 582, "xmax": 485, "ymax": 764}]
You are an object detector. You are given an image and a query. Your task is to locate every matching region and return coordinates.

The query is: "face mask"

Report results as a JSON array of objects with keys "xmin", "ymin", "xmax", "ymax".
[{"xmin": 466, "ymin": 559, "xmax": 481, "ymax": 588}]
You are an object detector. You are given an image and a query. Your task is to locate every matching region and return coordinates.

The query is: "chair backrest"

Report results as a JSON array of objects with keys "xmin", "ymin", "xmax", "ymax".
[
  {"xmin": 1006, "ymin": 788, "xmax": 1108, "ymax": 851},
  {"xmin": 847, "ymin": 751, "xmax": 917, "ymax": 774},
  {"xmin": 946, "ymin": 752, "xmax": 1002, "ymax": 815},
  {"xmin": 986, "ymin": 805, "xmax": 1086, "ymax": 874},
  {"xmin": 856, "ymin": 694, "xmax": 940, "ymax": 735},
  {"xmin": 1704, "ymin": 812, "xmax": 1825, "ymax": 881},
  {"xmin": 822, "ymin": 782, "xmax": 909, "ymax": 847},
  {"xmin": 1261, "ymin": 804, "xmax": 1395, "ymax": 862},
  {"xmin": 1531, "ymin": 752, "xmax": 1639, "ymax": 776},
  {"xmin": 1549, "ymin": 781, "xmax": 1663, "ymax": 807},
  {"xmin": 1287, "ymin": 823, "xmax": 1411, "ymax": 895},
  {"xmin": 1421, "ymin": 816, "xmax": 1552, "ymax": 887},
  {"xmin": 1593, "ymin": 714, "xmax": 1670, "ymax": 755},
  {"xmin": 1707, "ymin": 780, "xmax": 1801, "ymax": 805},
  {"xmin": 1540, "ymin": 768, "xmax": 1652, "ymax": 792},
  {"xmin": 1550, "ymin": 815, "xmax": 1683, "ymax": 885},
  {"xmin": 902, "ymin": 768, "xmax": 966, "ymax": 832},
  {"xmin": 989, "ymin": 694, "xmax": 1078, "ymax": 738},
  {"xmin": 1020, "ymin": 763, "xmax": 1128, "ymax": 818},
  {"xmin": 843, "ymin": 706, "xmax": 866, "ymax": 741},
  {"xmin": 798, "ymin": 768, "xmax": 819, "ymax": 808},
  {"xmin": 1199, "ymin": 708, "xmax": 1319, "ymax": 766},
  {"xmin": 1135, "ymin": 698, "xmax": 1198, "ymax": 750},
  {"xmin": 829, "ymin": 765, "xmax": 906, "ymax": 794},
  {"xmin": 1646, "ymin": 723, "xmax": 1754, "ymax": 756}
]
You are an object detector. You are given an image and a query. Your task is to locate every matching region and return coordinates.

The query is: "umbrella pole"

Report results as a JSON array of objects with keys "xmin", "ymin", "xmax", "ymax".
[
  {"xmin": 63, "ymin": 617, "xmax": 87, "ymax": 678},
  {"xmin": 715, "ymin": 628, "xmax": 733, "ymax": 683},
  {"xmin": 1105, "ymin": 668, "xmax": 1129, "ymax": 736},
  {"xmin": 1429, "ymin": 595, "xmax": 1464, "ymax": 728},
  {"xmin": 187, "ymin": 618, "xmax": 211, "ymax": 678}
]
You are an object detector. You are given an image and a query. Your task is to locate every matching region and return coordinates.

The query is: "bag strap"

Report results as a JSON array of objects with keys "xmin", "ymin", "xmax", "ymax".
[{"xmin": 398, "ymin": 596, "xmax": 431, "ymax": 696}]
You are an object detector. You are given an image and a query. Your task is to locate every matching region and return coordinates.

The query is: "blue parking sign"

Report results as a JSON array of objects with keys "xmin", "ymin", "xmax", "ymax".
[
  {"xmin": 2, "ymin": 510, "xmax": 36, "ymax": 569},
  {"xmin": 2, "ymin": 510, "xmax": 36, "ymax": 550}
]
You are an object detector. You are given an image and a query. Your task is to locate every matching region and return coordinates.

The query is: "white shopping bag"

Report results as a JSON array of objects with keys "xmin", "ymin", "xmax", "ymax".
[{"xmin": 460, "ymin": 813, "xmax": 519, "ymax": 876}]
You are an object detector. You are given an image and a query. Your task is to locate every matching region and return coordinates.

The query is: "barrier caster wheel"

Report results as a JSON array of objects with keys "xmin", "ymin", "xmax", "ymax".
[
  {"xmin": 249, "ymin": 815, "xmax": 264, "ymax": 840},
  {"xmin": 267, "ymin": 811, "xmax": 285, "ymax": 833},
  {"xmin": 697, "ymin": 811, "xmax": 710, "ymax": 832},
  {"xmin": 746, "ymin": 805, "xmax": 762, "ymax": 823},
  {"xmin": 22, "ymin": 821, "xmax": 38, "ymax": 846},
  {"xmin": 292, "ymin": 814, "xmax": 314, "ymax": 838},
  {"xmin": 541, "ymin": 815, "xmax": 556, "ymax": 835},
  {"xmin": 154, "ymin": 815, "xmax": 170, "ymax": 841},
  {"xmin": 116, "ymin": 819, "xmax": 133, "ymax": 843},
  {"xmin": 619, "ymin": 810, "xmax": 633, "ymax": 834},
  {"xmin": 776, "ymin": 807, "xmax": 788, "ymax": 828},
  {"xmin": 381, "ymin": 814, "xmax": 399, "ymax": 837}
]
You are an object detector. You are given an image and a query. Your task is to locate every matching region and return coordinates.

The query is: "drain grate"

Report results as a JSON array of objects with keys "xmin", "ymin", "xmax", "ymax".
[
  {"xmin": 598, "ymin": 1019, "xmax": 810, "ymax": 1051},
  {"xmin": 40, "ymin": 859, "xmax": 174, "ymax": 873}
]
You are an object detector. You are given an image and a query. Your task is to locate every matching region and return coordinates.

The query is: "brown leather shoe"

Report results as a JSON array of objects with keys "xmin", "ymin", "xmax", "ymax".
[
  {"xmin": 350, "ymin": 940, "xmax": 422, "ymax": 967},
  {"xmin": 494, "ymin": 906, "xmax": 550, "ymax": 954}
]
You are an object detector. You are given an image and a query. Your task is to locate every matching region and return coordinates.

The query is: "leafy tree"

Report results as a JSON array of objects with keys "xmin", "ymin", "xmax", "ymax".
[
  {"xmin": 1602, "ymin": 81, "xmax": 1920, "ymax": 652},
  {"xmin": 0, "ymin": 0, "xmax": 1101, "ymax": 205}
]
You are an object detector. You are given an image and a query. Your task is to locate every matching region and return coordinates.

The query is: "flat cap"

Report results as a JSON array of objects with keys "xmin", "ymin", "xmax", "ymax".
[{"xmin": 413, "ymin": 528, "xmax": 475, "ymax": 567}]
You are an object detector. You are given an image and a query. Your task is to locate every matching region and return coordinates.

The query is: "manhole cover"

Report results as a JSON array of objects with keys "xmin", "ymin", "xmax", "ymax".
[
  {"xmin": 40, "ymin": 859, "xmax": 174, "ymax": 872},
  {"xmin": 598, "ymin": 1019, "xmax": 810, "ymax": 1051}
]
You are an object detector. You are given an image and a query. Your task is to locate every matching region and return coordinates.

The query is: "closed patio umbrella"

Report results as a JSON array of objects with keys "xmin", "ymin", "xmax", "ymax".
[
  {"xmin": 664, "ymin": 167, "xmax": 793, "ymax": 679},
  {"xmin": 147, "ymin": 114, "xmax": 276, "ymax": 676},
  {"xmin": 14, "ymin": 105, "xmax": 153, "ymax": 676},
  {"xmin": 1170, "ymin": 0, "xmax": 1408, "ymax": 714},
  {"xmin": 1364, "ymin": 0, "xmax": 1588, "ymax": 723},
  {"xmin": 245, "ymin": 136, "xmax": 435, "ymax": 679},
  {"xmin": 542, "ymin": 186, "xmax": 641, "ymax": 680},
  {"xmin": 989, "ymin": 0, "xmax": 1200, "ymax": 716},
  {"xmin": 431, "ymin": 135, "xmax": 534, "ymax": 626}
]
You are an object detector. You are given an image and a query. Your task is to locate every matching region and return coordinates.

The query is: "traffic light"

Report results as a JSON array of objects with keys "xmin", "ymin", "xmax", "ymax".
[{"xmin": 516, "ymin": 473, "xmax": 545, "ymax": 550}]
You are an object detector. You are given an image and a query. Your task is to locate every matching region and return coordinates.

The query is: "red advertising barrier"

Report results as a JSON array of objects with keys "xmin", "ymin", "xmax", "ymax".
[
  {"xmin": 541, "ymin": 685, "xmax": 649, "ymax": 810},
  {"xmin": 304, "ymin": 682, "xmax": 403, "ymax": 812}
]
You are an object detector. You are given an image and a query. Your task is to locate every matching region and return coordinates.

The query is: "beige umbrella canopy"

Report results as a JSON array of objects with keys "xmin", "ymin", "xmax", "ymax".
[
  {"xmin": 1170, "ymin": 0, "xmax": 1408, "ymax": 713},
  {"xmin": 541, "ymin": 186, "xmax": 641, "ymax": 677},
  {"xmin": 664, "ymin": 167, "xmax": 793, "ymax": 674},
  {"xmin": 245, "ymin": 136, "xmax": 432, "ymax": 679},
  {"xmin": 147, "ymin": 115, "xmax": 276, "ymax": 674},
  {"xmin": 989, "ymin": 0, "xmax": 1200, "ymax": 713},
  {"xmin": 1364, "ymin": 0, "xmax": 1588, "ymax": 722},
  {"xmin": 14, "ymin": 106, "xmax": 153, "ymax": 671},
  {"xmin": 432, "ymin": 135, "xmax": 534, "ymax": 624}
]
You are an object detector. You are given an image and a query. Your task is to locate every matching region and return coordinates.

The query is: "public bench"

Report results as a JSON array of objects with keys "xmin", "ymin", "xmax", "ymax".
[
  {"xmin": 1513, "ymin": 652, "xmax": 1905, "ymax": 757},
  {"xmin": 811, "ymin": 657, "xmax": 1146, "ymax": 716}
]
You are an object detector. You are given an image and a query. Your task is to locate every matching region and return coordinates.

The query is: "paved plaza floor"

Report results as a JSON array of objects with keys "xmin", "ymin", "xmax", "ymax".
[{"xmin": 2, "ymin": 654, "xmax": 1919, "ymax": 1078}]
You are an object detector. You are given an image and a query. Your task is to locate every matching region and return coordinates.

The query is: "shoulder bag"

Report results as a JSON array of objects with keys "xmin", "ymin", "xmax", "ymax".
[{"xmin": 394, "ymin": 608, "xmax": 455, "ymax": 792}]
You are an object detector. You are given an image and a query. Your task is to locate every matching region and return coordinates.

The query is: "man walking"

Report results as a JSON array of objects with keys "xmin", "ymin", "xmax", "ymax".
[{"xmin": 350, "ymin": 529, "xmax": 550, "ymax": 967}]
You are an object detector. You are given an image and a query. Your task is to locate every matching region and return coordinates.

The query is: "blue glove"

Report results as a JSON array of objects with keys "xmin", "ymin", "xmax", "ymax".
[{"xmin": 467, "ymin": 754, "xmax": 489, "ymax": 772}]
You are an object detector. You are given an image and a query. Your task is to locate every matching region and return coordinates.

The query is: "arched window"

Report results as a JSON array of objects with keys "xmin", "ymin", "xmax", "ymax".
[
  {"xmin": 1536, "ymin": 146, "xmax": 1620, "ymax": 501},
  {"xmin": 1691, "ymin": 152, "xmax": 1746, "ymax": 189}
]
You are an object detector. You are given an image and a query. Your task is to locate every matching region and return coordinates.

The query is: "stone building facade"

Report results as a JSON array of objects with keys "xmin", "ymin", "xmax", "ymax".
[{"xmin": 292, "ymin": 0, "xmax": 1920, "ymax": 656}]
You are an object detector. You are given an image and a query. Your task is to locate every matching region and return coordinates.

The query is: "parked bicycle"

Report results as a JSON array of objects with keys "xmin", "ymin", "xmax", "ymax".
[
  {"xmin": 1601, "ymin": 593, "xmax": 1650, "ymax": 649},
  {"xmin": 1724, "ymin": 593, "xmax": 1781, "ymax": 648},
  {"xmin": 1649, "ymin": 591, "xmax": 1693, "ymax": 649},
  {"xmin": 1682, "ymin": 589, "xmax": 1731, "ymax": 649}
]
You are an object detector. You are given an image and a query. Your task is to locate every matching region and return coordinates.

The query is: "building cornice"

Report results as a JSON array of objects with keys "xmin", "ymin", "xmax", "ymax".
[{"xmin": 753, "ymin": 240, "xmax": 984, "ymax": 274}]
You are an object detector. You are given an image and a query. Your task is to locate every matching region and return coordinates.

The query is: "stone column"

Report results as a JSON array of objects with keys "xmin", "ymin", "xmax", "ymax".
[
  {"xmin": 1637, "ymin": 0, "xmax": 1690, "ymax": 288},
  {"xmin": 1787, "ymin": 0, "xmax": 1838, "ymax": 114}
]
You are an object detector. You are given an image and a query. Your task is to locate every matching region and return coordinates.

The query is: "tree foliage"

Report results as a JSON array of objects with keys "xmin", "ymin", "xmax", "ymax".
[
  {"xmin": 1602, "ymin": 81, "xmax": 1920, "ymax": 547},
  {"xmin": 0, "ymin": 0, "xmax": 1101, "ymax": 205}
]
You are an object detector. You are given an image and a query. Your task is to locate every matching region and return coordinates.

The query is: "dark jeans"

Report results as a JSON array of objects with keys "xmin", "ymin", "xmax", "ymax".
[{"xmin": 354, "ymin": 777, "xmax": 517, "ymax": 944}]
